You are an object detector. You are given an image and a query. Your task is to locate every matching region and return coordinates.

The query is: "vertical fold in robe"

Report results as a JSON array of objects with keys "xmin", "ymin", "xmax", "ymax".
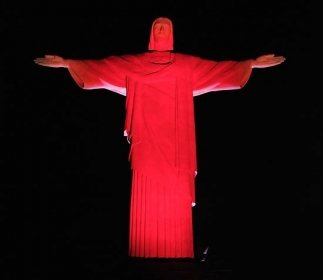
[{"xmin": 129, "ymin": 170, "xmax": 193, "ymax": 258}]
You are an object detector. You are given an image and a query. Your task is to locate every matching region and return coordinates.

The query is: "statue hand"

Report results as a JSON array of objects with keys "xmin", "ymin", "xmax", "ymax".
[
  {"xmin": 252, "ymin": 54, "xmax": 286, "ymax": 69},
  {"xmin": 34, "ymin": 55, "xmax": 69, "ymax": 68}
]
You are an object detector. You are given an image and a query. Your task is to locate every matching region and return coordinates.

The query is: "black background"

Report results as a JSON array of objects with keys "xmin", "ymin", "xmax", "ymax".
[{"xmin": 2, "ymin": 1, "xmax": 314, "ymax": 279}]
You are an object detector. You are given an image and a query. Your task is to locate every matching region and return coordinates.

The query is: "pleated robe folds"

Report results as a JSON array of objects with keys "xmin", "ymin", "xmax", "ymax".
[{"xmin": 67, "ymin": 52, "xmax": 252, "ymax": 258}]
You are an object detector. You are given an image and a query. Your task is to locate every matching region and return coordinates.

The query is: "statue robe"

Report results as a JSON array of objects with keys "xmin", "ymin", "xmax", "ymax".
[{"xmin": 67, "ymin": 51, "xmax": 252, "ymax": 258}]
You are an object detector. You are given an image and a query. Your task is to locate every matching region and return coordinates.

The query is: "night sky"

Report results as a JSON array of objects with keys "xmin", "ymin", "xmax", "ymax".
[{"xmin": 2, "ymin": 1, "xmax": 314, "ymax": 279}]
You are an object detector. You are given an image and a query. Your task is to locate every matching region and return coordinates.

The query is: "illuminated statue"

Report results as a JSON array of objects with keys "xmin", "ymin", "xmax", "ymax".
[{"xmin": 34, "ymin": 17, "xmax": 285, "ymax": 259}]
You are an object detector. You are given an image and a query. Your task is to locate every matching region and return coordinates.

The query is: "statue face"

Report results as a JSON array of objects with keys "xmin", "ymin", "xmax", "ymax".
[
  {"xmin": 148, "ymin": 17, "xmax": 173, "ymax": 51},
  {"xmin": 153, "ymin": 18, "xmax": 171, "ymax": 43}
]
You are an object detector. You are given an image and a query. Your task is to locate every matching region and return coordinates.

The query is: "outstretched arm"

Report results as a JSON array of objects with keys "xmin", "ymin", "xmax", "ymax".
[
  {"xmin": 34, "ymin": 55, "xmax": 69, "ymax": 68},
  {"xmin": 192, "ymin": 53, "xmax": 286, "ymax": 96},
  {"xmin": 34, "ymin": 54, "xmax": 131, "ymax": 95},
  {"xmin": 251, "ymin": 54, "xmax": 285, "ymax": 68}
]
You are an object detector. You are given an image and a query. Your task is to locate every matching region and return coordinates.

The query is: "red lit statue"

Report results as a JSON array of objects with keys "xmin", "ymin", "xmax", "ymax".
[{"xmin": 34, "ymin": 17, "xmax": 285, "ymax": 259}]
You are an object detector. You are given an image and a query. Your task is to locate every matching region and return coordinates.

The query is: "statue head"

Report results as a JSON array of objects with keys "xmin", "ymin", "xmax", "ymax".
[{"xmin": 148, "ymin": 17, "xmax": 173, "ymax": 51}]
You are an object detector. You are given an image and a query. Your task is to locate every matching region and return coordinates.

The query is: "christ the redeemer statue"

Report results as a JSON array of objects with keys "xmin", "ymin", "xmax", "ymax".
[{"xmin": 34, "ymin": 17, "xmax": 285, "ymax": 259}]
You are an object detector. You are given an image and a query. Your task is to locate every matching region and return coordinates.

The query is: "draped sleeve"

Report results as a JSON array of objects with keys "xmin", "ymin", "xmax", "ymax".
[
  {"xmin": 66, "ymin": 55, "xmax": 141, "ymax": 96},
  {"xmin": 190, "ymin": 57, "xmax": 253, "ymax": 96}
]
